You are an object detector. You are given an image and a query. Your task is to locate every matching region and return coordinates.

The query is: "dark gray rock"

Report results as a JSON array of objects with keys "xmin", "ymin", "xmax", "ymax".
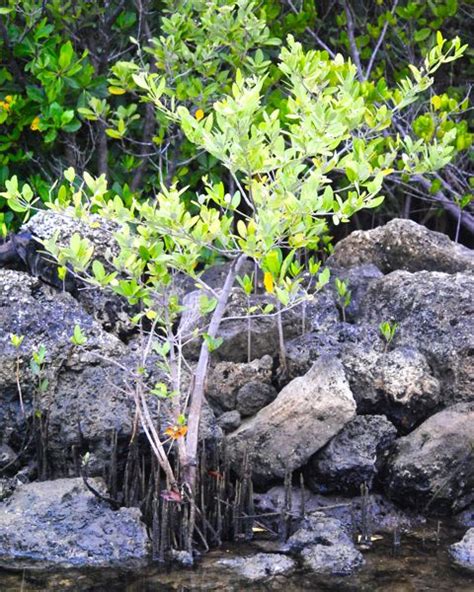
[
  {"xmin": 285, "ymin": 514, "xmax": 364, "ymax": 576},
  {"xmin": 0, "ymin": 269, "xmax": 135, "ymax": 476},
  {"xmin": 329, "ymin": 264, "xmax": 383, "ymax": 321},
  {"xmin": 0, "ymin": 478, "xmax": 150, "ymax": 567},
  {"xmin": 358, "ymin": 271, "xmax": 474, "ymax": 407},
  {"xmin": 301, "ymin": 542, "xmax": 364, "ymax": 576},
  {"xmin": 449, "ymin": 528, "xmax": 474, "ymax": 572},
  {"xmin": 254, "ymin": 487, "xmax": 424, "ymax": 535},
  {"xmin": 328, "ymin": 218, "xmax": 474, "ymax": 274},
  {"xmin": 236, "ymin": 381, "xmax": 277, "ymax": 417},
  {"xmin": 218, "ymin": 552, "xmax": 296, "ymax": 581},
  {"xmin": 306, "ymin": 415, "xmax": 397, "ymax": 494},
  {"xmin": 385, "ymin": 402, "xmax": 474, "ymax": 514},
  {"xmin": 180, "ymin": 286, "xmax": 338, "ymax": 363},
  {"xmin": 227, "ymin": 357, "xmax": 356, "ymax": 484},
  {"xmin": 285, "ymin": 322, "xmax": 384, "ymax": 385},
  {"xmin": 284, "ymin": 513, "xmax": 353, "ymax": 552},
  {"xmin": 206, "ymin": 355, "xmax": 273, "ymax": 414},
  {"xmin": 217, "ymin": 410, "xmax": 241, "ymax": 433}
]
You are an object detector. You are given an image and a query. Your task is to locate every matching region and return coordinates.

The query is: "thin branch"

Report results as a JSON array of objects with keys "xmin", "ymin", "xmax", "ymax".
[{"xmin": 365, "ymin": 0, "xmax": 399, "ymax": 80}]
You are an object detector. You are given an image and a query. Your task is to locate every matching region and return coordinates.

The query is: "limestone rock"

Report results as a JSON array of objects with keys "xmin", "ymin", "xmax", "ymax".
[
  {"xmin": 328, "ymin": 218, "xmax": 474, "ymax": 274},
  {"xmin": 218, "ymin": 553, "xmax": 295, "ymax": 581},
  {"xmin": 449, "ymin": 528, "xmax": 474, "ymax": 572},
  {"xmin": 206, "ymin": 355, "xmax": 273, "ymax": 414},
  {"xmin": 358, "ymin": 271, "xmax": 474, "ymax": 406},
  {"xmin": 306, "ymin": 415, "xmax": 397, "ymax": 494},
  {"xmin": 0, "ymin": 478, "xmax": 150, "ymax": 568},
  {"xmin": 227, "ymin": 356, "xmax": 356, "ymax": 484},
  {"xmin": 384, "ymin": 402, "xmax": 474, "ymax": 514}
]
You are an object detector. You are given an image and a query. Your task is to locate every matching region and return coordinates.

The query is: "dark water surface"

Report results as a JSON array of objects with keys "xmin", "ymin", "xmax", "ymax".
[{"xmin": 0, "ymin": 522, "xmax": 472, "ymax": 591}]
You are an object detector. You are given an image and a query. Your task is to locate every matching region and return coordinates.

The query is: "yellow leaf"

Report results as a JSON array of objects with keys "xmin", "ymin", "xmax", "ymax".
[
  {"xmin": 237, "ymin": 219, "xmax": 247, "ymax": 238},
  {"xmin": 263, "ymin": 271, "xmax": 274, "ymax": 294},
  {"xmin": 108, "ymin": 86, "xmax": 126, "ymax": 95},
  {"xmin": 431, "ymin": 95, "xmax": 442, "ymax": 110}
]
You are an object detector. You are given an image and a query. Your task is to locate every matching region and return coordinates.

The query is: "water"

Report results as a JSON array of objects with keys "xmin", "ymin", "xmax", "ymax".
[{"xmin": 0, "ymin": 521, "xmax": 472, "ymax": 591}]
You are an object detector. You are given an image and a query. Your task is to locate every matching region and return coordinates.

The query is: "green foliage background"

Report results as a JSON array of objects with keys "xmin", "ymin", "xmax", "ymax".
[{"xmin": 0, "ymin": 0, "xmax": 472, "ymax": 238}]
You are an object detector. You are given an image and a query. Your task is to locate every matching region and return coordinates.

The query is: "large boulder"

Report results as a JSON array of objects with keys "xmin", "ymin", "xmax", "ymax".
[
  {"xmin": 227, "ymin": 356, "xmax": 356, "ymax": 484},
  {"xmin": 0, "ymin": 269, "xmax": 132, "ymax": 474},
  {"xmin": 384, "ymin": 402, "xmax": 474, "ymax": 514},
  {"xmin": 342, "ymin": 345, "xmax": 441, "ymax": 431},
  {"xmin": 449, "ymin": 528, "xmax": 474, "ymax": 572},
  {"xmin": 0, "ymin": 269, "xmax": 212, "ymax": 478},
  {"xmin": 306, "ymin": 415, "xmax": 397, "ymax": 494},
  {"xmin": 358, "ymin": 271, "xmax": 474, "ymax": 406},
  {"xmin": 0, "ymin": 477, "xmax": 150, "ymax": 568},
  {"xmin": 328, "ymin": 218, "xmax": 474, "ymax": 274}
]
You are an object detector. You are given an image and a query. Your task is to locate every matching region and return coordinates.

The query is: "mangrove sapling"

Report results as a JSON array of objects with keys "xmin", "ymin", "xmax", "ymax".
[
  {"xmin": 335, "ymin": 278, "xmax": 352, "ymax": 322},
  {"xmin": 10, "ymin": 333, "xmax": 25, "ymax": 415},
  {"xmin": 236, "ymin": 272, "xmax": 254, "ymax": 362},
  {"xmin": 379, "ymin": 320, "xmax": 398, "ymax": 353},
  {"xmin": 2, "ymin": 32, "xmax": 467, "ymax": 555}
]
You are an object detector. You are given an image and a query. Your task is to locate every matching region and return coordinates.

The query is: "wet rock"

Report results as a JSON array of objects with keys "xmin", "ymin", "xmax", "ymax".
[
  {"xmin": 254, "ymin": 487, "xmax": 424, "ymax": 535},
  {"xmin": 206, "ymin": 355, "xmax": 273, "ymax": 414},
  {"xmin": 385, "ymin": 402, "xmax": 474, "ymax": 514},
  {"xmin": 284, "ymin": 513, "xmax": 353, "ymax": 552},
  {"xmin": 449, "ymin": 528, "xmax": 474, "ymax": 572},
  {"xmin": 217, "ymin": 410, "xmax": 241, "ymax": 433},
  {"xmin": 227, "ymin": 356, "xmax": 356, "ymax": 484},
  {"xmin": 301, "ymin": 541, "xmax": 364, "ymax": 576},
  {"xmin": 218, "ymin": 552, "xmax": 295, "ymax": 581},
  {"xmin": 0, "ymin": 477, "xmax": 150, "ymax": 567},
  {"xmin": 306, "ymin": 415, "xmax": 397, "ymax": 494},
  {"xmin": 328, "ymin": 218, "xmax": 474, "ymax": 274},
  {"xmin": 236, "ymin": 382, "xmax": 277, "ymax": 417},
  {"xmin": 282, "ymin": 513, "xmax": 365, "ymax": 576},
  {"xmin": 358, "ymin": 271, "xmax": 474, "ymax": 406}
]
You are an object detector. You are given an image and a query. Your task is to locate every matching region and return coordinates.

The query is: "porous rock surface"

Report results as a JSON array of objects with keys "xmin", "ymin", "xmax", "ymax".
[
  {"xmin": 306, "ymin": 415, "xmax": 397, "ymax": 494},
  {"xmin": 358, "ymin": 271, "xmax": 474, "ymax": 407},
  {"xmin": 328, "ymin": 218, "xmax": 474, "ymax": 274},
  {"xmin": 205, "ymin": 355, "xmax": 274, "ymax": 414},
  {"xmin": 285, "ymin": 513, "xmax": 364, "ymax": 576},
  {"xmin": 22, "ymin": 209, "xmax": 132, "ymax": 336},
  {"xmin": 449, "ymin": 528, "xmax": 474, "ymax": 572},
  {"xmin": 0, "ymin": 478, "xmax": 149, "ymax": 567},
  {"xmin": 384, "ymin": 402, "xmax": 474, "ymax": 513},
  {"xmin": 218, "ymin": 552, "xmax": 296, "ymax": 581},
  {"xmin": 227, "ymin": 356, "xmax": 356, "ymax": 484}
]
